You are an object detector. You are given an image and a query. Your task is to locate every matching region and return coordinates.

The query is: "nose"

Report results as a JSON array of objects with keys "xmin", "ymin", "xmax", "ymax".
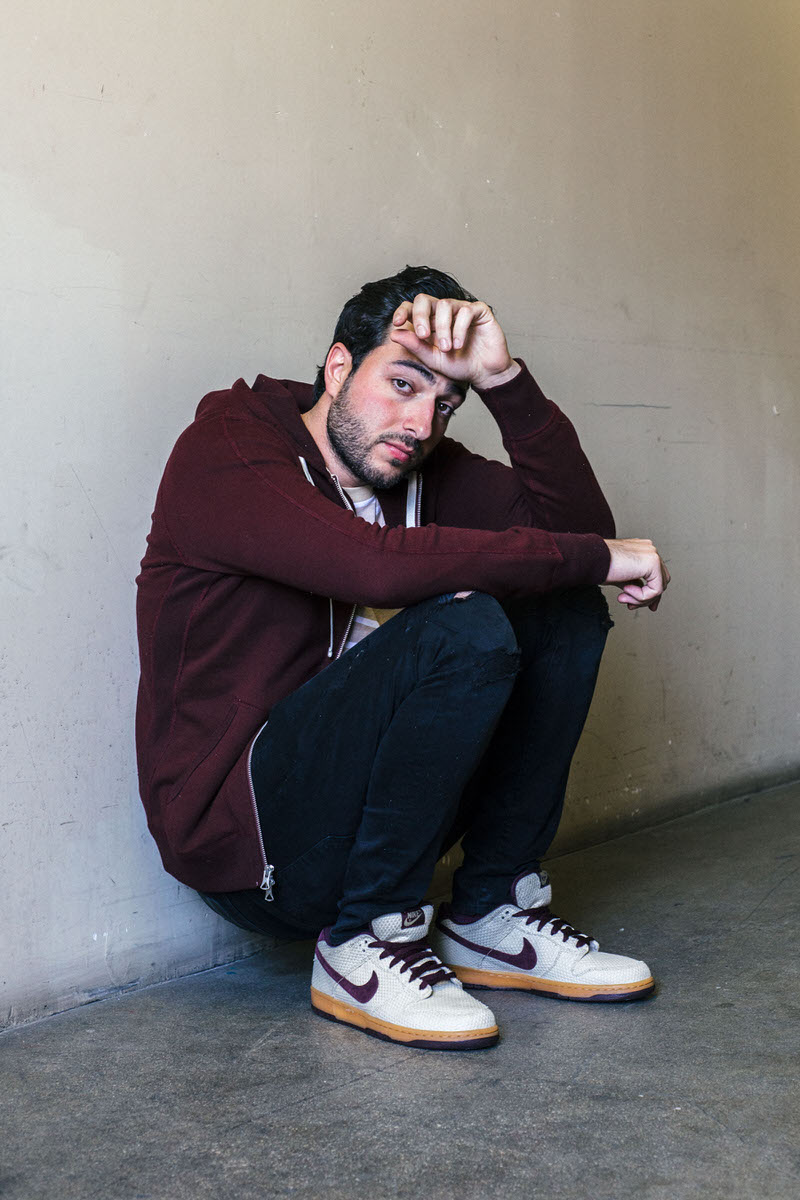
[{"xmin": 402, "ymin": 396, "xmax": 436, "ymax": 442}]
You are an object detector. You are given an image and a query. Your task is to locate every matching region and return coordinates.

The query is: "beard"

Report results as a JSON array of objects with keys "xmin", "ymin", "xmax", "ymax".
[{"xmin": 326, "ymin": 379, "xmax": 421, "ymax": 489}]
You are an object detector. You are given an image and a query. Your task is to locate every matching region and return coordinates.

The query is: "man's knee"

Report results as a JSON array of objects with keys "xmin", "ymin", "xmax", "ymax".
[
  {"xmin": 508, "ymin": 586, "xmax": 612, "ymax": 646},
  {"xmin": 427, "ymin": 590, "xmax": 521, "ymax": 666},
  {"xmin": 548, "ymin": 587, "xmax": 614, "ymax": 655}
]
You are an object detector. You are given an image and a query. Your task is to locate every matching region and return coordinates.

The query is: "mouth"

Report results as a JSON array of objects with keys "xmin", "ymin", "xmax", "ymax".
[{"xmin": 381, "ymin": 440, "xmax": 417, "ymax": 464}]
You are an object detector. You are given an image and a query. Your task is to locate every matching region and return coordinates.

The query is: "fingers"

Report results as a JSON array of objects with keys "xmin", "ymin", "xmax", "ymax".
[
  {"xmin": 389, "ymin": 293, "xmax": 513, "ymax": 389},
  {"xmin": 391, "ymin": 300, "xmax": 414, "ymax": 327},
  {"xmin": 434, "ymin": 298, "xmax": 454, "ymax": 352},
  {"xmin": 452, "ymin": 304, "xmax": 474, "ymax": 350},
  {"xmin": 616, "ymin": 586, "xmax": 655, "ymax": 609},
  {"xmin": 412, "ymin": 294, "xmax": 433, "ymax": 338},
  {"xmin": 392, "ymin": 294, "xmax": 481, "ymax": 349},
  {"xmin": 617, "ymin": 590, "xmax": 659, "ymax": 610},
  {"xmin": 613, "ymin": 550, "xmax": 670, "ymax": 611}
]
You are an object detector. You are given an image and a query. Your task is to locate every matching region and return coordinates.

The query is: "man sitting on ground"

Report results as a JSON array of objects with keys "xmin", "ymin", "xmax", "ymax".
[{"xmin": 136, "ymin": 265, "xmax": 670, "ymax": 1050}]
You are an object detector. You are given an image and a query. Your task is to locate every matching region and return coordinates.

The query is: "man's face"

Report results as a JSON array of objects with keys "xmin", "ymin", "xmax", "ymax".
[{"xmin": 326, "ymin": 339, "xmax": 466, "ymax": 489}]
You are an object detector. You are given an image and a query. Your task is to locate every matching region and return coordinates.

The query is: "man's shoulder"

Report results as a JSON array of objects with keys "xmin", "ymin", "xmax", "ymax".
[{"xmin": 251, "ymin": 374, "xmax": 315, "ymax": 412}]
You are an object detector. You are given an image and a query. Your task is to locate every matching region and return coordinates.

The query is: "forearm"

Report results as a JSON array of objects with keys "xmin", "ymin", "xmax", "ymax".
[{"xmin": 158, "ymin": 426, "xmax": 609, "ymax": 605}]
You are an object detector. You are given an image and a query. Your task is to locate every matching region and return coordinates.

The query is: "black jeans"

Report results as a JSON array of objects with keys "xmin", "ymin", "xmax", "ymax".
[{"xmin": 200, "ymin": 588, "xmax": 612, "ymax": 944}]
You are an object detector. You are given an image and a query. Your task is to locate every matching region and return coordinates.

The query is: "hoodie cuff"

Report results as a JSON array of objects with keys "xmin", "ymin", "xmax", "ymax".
[{"xmin": 548, "ymin": 532, "xmax": 611, "ymax": 589}]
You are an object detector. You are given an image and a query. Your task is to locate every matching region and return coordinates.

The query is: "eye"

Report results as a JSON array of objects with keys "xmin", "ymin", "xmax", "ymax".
[
  {"xmin": 392, "ymin": 378, "xmax": 413, "ymax": 394},
  {"xmin": 436, "ymin": 400, "xmax": 456, "ymax": 419}
]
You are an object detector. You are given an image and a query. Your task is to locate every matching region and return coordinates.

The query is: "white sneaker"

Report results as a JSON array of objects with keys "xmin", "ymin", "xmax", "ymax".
[
  {"xmin": 433, "ymin": 871, "xmax": 655, "ymax": 1002},
  {"xmin": 311, "ymin": 905, "xmax": 499, "ymax": 1049}
]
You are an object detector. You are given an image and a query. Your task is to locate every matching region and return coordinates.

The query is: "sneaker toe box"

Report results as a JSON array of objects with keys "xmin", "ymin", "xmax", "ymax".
[
  {"xmin": 572, "ymin": 950, "xmax": 652, "ymax": 984},
  {"xmin": 405, "ymin": 984, "xmax": 497, "ymax": 1033}
]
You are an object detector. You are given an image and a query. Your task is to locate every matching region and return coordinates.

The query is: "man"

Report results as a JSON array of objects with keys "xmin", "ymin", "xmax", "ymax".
[{"xmin": 136, "ymin": 265, "xmax": 669, "ymax": 1051}]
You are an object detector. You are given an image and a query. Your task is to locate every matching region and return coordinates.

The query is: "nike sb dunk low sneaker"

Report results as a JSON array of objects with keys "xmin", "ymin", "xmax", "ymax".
[
  {"xmin": 433, "ymin": 871, "xmax": 655, "ymax": 1003},
  {"xmin": 310, "ymin": 905, "xmax": 499, "ymax": 1049}
]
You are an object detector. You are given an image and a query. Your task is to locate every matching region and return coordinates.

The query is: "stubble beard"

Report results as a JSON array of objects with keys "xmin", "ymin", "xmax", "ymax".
[{"xmin": 326, "ymin": 379, "xmax": 420, "ymax": 490}]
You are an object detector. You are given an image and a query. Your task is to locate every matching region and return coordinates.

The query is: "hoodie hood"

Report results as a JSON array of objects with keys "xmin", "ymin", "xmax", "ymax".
[{"xmin": 195, "ymin": 374, "xmax": 327, "ymax": 473}]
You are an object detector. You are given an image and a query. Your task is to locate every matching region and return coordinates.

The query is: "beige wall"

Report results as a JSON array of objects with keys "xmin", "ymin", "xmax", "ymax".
[{"xmin": 2, "ymin": 0, "xmax": 798, "ymax": 1024}]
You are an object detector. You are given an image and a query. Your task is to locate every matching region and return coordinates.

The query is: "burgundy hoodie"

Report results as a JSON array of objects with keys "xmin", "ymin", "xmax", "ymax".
[{"xmin": 135, "ymin": 362, "xmax": 614, "ymax": 893}]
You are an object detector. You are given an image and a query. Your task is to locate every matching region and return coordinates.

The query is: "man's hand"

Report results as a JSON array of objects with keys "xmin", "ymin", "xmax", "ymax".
[
  {"xmin": 604, "ymin": 538, "xmax": 671, "ymax": 611},
  {"xmin": 389, "ymin": 293, "xmax": 521, "ymax": 391}
]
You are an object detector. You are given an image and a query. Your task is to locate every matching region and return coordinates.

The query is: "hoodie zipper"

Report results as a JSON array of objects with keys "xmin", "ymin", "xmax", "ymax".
[
  {"xmin": 329, "ymin": 471, "xmax": 422, "ymax": 657},
  {"xmin": 251, "ymin": 462, "xmax": 420, "ymax": 898},
  {"xmin": 301, "ymin": 461, "xmax": 422, "ymax": 657},
  {"xmin": 328, "ymin": 472, "xmax": 358, "ymax": 659},
  {"xmin": 246, "ymin": 715, "xmax": 275, "ymax": 900}
]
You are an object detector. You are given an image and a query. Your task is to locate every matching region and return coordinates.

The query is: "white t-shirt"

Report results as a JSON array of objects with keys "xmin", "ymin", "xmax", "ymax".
[{"xmin": 342, "ymin": 484, "xmax": 403, "ymax": 652}]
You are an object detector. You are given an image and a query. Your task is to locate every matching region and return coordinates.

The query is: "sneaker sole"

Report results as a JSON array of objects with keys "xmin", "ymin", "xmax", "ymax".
[
  {"xmin": 450, "ymin": 966, "xmax": 656, "ymax": 1002},
  {"xmin": 310, "ymin": 987, "xmax": 500, "ymax": 1049}
]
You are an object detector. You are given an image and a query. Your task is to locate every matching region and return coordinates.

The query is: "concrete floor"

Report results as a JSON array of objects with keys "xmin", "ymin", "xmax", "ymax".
[{"xmin": 2, "ymin": 783, "xmax": 799, "ymax": 1200}]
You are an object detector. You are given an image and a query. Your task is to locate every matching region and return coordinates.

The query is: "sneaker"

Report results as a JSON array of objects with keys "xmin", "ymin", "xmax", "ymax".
[
  {"xmin": 310, "ymin": 905, "xmax": 499, "ymax": 1049},
  {"xmin": 433, "ymin": 871, "xmax": 655, "ymax": 1002}
]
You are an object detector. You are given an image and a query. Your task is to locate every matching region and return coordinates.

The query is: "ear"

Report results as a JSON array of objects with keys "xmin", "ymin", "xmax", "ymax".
[{"xmin": 324, "ymin": 342, "xmax": 352, "ymax": 399}]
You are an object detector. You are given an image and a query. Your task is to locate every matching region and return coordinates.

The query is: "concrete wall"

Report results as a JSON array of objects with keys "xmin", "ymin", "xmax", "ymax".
[{"xmin": 2, "ymin": 0, "xmax": 798, "ymax": 1026}]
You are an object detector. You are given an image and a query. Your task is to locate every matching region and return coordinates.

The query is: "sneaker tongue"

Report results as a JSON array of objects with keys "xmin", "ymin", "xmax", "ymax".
[
  {"xmin": 511, "ymin": 870, "xmax": 552, "ymax": 909},
  {"xmin": 369, "ymin": 905, "xmax": 433, "ymax": 942}
]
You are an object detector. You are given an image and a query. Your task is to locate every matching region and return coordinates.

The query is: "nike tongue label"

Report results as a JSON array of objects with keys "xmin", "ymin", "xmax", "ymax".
[
  {"xmin": 315, "ymin": 947, "xmax": 379, "ymax": 1005},
  {"xmin": 402, "ymin": 909, "xmax": 425, "ymax": 928}
]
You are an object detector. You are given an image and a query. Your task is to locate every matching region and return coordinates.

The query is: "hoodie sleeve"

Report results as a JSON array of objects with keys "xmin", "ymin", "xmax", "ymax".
[
  {"xmin": 430, "ymin": 361, "xmax": 615, "ymax": 542},
  {"xmin": 151, "ymin": 408, "xmax": 610, "ymax": 607}
]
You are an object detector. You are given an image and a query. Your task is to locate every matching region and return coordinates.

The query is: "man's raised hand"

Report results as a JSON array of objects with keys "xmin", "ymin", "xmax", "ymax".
[
  {"xmin": 389, "ymin": 293, "xmax": 521, "ymax": 391},
  {"xmin": 604, "ymin": 538, "xmax": 671, "ymax": 611}
]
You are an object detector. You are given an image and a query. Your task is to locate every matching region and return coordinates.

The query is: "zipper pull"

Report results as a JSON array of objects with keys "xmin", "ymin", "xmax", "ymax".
[
  {"xmin": 329, "ymin": 473, "xmax": 353, "ymax": 511},
  {"xmin": 260, "ymin": 864, "xmax": 275, "ymax": 901}
]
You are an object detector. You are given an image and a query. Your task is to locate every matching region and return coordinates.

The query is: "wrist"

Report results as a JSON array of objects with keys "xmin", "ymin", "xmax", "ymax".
[{"xmin": 472, "ymin": 359, "xmax": 522, "ymax": 391}]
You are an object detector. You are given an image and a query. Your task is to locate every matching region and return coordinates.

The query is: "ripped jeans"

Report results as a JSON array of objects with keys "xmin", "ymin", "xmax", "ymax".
[{"xmin": 200, "ymin": 588, "xmax": 612, "ymax": 944}]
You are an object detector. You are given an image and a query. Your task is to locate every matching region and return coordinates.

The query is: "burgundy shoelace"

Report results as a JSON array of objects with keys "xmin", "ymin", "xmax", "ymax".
[
  {"xmin": 368, "ymin": 937, "xmax": 455, "ymax": 989},
  {"xmin": 514, "ymin": 905, "xmax": 594, "ymax": 948}
]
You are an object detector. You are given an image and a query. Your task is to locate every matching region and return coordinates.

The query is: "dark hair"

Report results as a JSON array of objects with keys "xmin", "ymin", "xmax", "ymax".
[{"xmin": 313, "ymin": 265, "xmax": 477, "ymax": 400}]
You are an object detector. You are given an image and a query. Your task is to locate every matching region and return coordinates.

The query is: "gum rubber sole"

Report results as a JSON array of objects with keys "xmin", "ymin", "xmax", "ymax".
[
  {"xmin": 310, "ymin": 987, "xmax": 499, "ymax": 1049},
  {"xmin": 451, "ymin": 966, "xmax": 656, "ymax": 1003}
]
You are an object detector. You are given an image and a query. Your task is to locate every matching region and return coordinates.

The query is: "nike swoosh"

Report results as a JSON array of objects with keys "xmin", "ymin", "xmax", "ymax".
[
  {"xmin": 315, "ymin": 946, "xmax": 380, "ymax": 1004},
  {"xmin": 438, "ymin": 923, "xmax": 538, "ymax": 970}
]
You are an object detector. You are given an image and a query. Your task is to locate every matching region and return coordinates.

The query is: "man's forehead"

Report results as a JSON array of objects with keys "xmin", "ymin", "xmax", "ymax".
[{"xmin": 372, "ymin": 341, "xmax": 467, "ymax": 399}]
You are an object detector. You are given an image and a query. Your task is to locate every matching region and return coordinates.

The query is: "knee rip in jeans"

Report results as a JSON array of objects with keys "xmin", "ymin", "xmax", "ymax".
[
  {"xmin": 474, "ymin": 643, "xmax": 522, "ymax": 685},
  {"xmin": 431, "ymin": 591, "xmax": 519, "ymax": 669}
]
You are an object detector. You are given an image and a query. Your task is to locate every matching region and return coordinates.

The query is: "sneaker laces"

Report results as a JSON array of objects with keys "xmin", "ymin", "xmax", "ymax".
[
  {"xmin": 514, "ymin": 905, "xmax": 594, "ymax": 949},
  {"xmin": 368, "ymin": 936, "xmax": 456, "ymax": 989}
]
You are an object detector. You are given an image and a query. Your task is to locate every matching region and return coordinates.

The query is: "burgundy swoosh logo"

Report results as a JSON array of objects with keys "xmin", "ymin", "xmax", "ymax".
[
  {"xmin": 439, "ymin": 923, "xmax": 537, "ymax": 970},
  {"xmin": 315, "ymin": 946, "xmax": 379, "ymax": 1004}
]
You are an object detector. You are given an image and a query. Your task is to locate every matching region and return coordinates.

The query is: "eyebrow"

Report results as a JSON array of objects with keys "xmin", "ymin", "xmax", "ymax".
[{"xmin": 389, "ymin": 359, "xmax": 467, "ymax": 400}]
